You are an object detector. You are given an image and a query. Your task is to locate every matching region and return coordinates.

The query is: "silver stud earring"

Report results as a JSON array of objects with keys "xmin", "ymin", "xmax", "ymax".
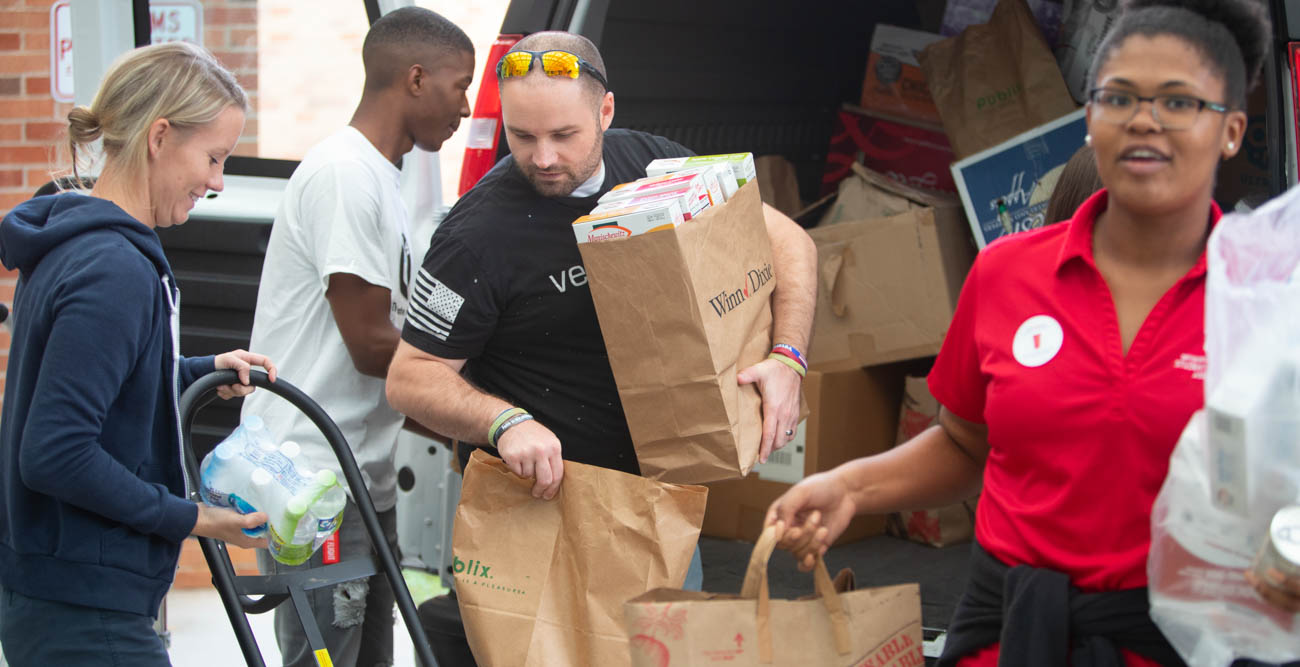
[
  {"xmin": 1085, "ymin": 134, "xmax": 1092, "ymax": 147},
  {"xmin": 1227, "ymin": 142, "xmax": 1236, "ymax": 151}
]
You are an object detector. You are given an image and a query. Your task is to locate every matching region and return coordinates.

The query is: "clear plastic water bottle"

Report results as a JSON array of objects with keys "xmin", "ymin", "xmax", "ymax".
[
  {"xmin": 199, "ymin": 421, "xmax": 346, "ymax": 564},
  {"xmin": 199, "ymin": 416, "xmax": 277, "ymax": 537},
  {"xmin": 311, "ymin": 483, "xmax": 347, "ymax": 548},
  {"xmin": 267, "ymin": 469, "xmax": 347, "ymax": 565}
]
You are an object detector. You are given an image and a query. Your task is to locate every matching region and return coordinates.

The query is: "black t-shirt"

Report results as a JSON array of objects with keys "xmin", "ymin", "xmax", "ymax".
[{"xmin": 402, "ymin": 129, "xmax": 692, "ymax": 474}]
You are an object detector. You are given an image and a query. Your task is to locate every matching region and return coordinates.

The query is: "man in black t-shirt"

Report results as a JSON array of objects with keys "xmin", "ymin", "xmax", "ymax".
[
  {"xmin": 388, "ymin": 30, "xmax": 817, "ymax": 664},
  {"xmin": 389, "ymin": 30, "xmax": 816, "ymax": 495},
  {"xmin": 388, "ymin": 29, "xmax": 815, "ymax": 527}
]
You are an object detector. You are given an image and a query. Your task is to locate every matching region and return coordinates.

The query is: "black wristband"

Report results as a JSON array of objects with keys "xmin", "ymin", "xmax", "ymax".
[{"xmin": 492, "ymin": 412, "xmax": 534, "ymax": 446}]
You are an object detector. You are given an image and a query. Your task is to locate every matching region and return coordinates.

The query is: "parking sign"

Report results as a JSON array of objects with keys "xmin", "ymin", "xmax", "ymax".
[{"xmin": 49, "ymin": 0, "xmax": 204, "ymax": 103}]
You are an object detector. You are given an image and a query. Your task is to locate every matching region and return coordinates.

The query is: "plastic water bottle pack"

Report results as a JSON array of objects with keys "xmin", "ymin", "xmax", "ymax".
[{"xmin": 199, "ymin": 415, "xmax": 346, "ymax": 565}]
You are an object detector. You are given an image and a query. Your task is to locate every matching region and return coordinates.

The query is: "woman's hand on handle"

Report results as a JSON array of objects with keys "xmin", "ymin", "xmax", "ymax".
[
  {"xmin": 213, "ymin": 349, "xmax": 277, "ymax": 399},
  {"xmin": 765, "ymin": 470, "xmax": 857, "ymax": 572}
]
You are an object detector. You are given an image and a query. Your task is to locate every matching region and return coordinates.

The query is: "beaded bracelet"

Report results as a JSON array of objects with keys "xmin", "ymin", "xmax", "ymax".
[
  {"xmin": 767, "ymin": 352, "xmax": 807, "ymax": 378},
  {"xmin": 488, "ymin": 407, "xmax": 530, "ymax": 447}
]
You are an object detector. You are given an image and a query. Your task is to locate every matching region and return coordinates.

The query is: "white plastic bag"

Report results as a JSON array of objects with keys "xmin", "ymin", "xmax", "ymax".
[{"xmin": 1148, "ymin": 186, "xmax": 1300, "ymax": 666}]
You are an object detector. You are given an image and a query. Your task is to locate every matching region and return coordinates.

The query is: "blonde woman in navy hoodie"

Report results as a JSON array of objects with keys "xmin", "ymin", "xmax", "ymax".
[{"xmin": 0, "ymin": 42, "xmax": 277, "ymax": 666}]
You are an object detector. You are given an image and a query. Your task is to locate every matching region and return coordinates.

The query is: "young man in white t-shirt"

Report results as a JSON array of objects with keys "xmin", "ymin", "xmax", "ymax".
[{"xmin": 242, "ymin": 8, "xmax": 473, "ymax": 665}]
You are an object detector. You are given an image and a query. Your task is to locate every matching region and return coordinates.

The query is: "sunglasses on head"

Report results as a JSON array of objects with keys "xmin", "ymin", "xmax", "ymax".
[{"xmin": 496, "ymin": 50, "xmax": 609, "ymax": 91}]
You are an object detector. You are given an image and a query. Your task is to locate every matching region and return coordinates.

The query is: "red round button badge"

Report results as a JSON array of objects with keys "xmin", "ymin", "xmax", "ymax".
[{"xmin": 1012, "ymin": 315, "xmax": 1064, "ymax": 368}]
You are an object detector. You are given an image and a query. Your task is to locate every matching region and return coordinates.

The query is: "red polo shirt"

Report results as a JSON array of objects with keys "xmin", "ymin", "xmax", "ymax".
[{"xmin": 929, "ymin": 190, "xmax": 1217, "ymax": 666}]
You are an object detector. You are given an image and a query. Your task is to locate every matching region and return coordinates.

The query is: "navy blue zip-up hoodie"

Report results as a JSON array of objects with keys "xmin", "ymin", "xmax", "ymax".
[{"xmin": 0, "ymin": 193, "xmax": 215, "ymax": 618}]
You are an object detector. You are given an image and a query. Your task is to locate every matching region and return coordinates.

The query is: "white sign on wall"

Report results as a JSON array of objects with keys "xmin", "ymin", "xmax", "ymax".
[{"xmin": 50, "ymin": 0, "xmax": 204, "ymax": 103}]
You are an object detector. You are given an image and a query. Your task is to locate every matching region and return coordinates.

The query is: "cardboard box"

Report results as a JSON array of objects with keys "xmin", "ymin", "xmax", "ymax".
[
  {"xmin": 822, "ymin": 106, "xmax": 956, "ymax": 197},
  {"xmin": 818, "ymin": 164, "xmax": 924, "ymax": 228},
  {"xmin": 951, "ymin": 108, "xmax": 1087, "ymax": 248},
  {"xmin": 885, "ymin": 375, "xmax": 979, "ymax": 548},
  {"xmin": 807, "ymin": 166, "xmax": 976, "ymax": 369},
  {"xmin": 701, "ymin": 363, "xmax": 906, "ymax": 545},
  {"xmin": 858, "ymin": 24, "xmax": 946, "ymax": 126}
]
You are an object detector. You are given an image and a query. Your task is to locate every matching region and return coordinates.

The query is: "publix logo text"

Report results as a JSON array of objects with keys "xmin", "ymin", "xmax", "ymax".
[
  {"xmin": 708, "ymin": 263, "xmax": 773, "ymax": 317},
  {"xmin": 453, "ymin": 555, "xmax": 493, "ymax": 579},
  {"xmin": 452, "ymin": 554, "xmax": 530, "ymax": 596}
]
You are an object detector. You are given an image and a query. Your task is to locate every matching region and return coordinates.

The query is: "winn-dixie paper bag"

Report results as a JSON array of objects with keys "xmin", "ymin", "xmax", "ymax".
[
  {"xmin": 625, "ymin": 524, "xmax": 923, "ymax": 666},
  {"xmin": 579, "ymin": 180, "xmax": 775, "ymax": 484},
  {"xmin": 454, "ymin": 450, "xmax": 707, "ymax": 667},
  {"xmin": 918, "ymin": 0, "xmax": 1077, "ymax": 159}
]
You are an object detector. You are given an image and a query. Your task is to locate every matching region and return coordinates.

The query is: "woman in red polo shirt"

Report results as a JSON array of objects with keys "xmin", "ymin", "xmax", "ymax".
[{"xmin": 766, "ymin": 1, "xmax": 1299, "ymax": 665}]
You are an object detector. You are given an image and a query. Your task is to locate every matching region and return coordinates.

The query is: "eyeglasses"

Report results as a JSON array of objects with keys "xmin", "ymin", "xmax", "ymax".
[
  {"xmin": 496, "ymin": 50, "xmax": 608, "ymax": 91},
  {"xmin": 1087, "ymin": 88, "xmax": 1229, "ymax": 130}
]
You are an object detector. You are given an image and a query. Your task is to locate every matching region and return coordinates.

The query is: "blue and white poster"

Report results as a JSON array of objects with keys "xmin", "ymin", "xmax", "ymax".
[{"xmin": 951, "ymin": 108, "xmax": 1088, "ymax": 248}]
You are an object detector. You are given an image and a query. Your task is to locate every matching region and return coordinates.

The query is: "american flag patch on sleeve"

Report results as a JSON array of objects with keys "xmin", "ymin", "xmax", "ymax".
[{"xmin": 408, "ymin": 268, "xmax": 464, "ymax": 342}]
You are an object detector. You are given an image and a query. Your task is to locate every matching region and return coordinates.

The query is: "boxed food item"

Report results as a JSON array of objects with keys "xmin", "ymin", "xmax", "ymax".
[
  {"xmin": 690, "ymin": 163, "xmax": 738, "ymax": 201},
  {"xmin": 645, "ymin": 152, "xmax": 756, "ymax": 189},
  {"xmin": 675, "ymin": 164, "xmax": 730, "ymax": 204},
  {"xmin": 600, "ymin": 170, "xmax": 722, "ymax": 210},
  {"xmin": 589, "ymin": 184, "xmax": 710, "ymax": 220},
  {"xmin": 598, "ymin": 166, "xmax": 722, "ymax": 205},
  {"xmin": 858, "ymin": 24, "xmax": 945, "ymax": 127},
  {"xmin": 640, "ymin": 163, "xmax": 736, "ymax": 203},
  {"xmin": 701, "ymin": 363, "xmax": 907, "ymax": 544},
  {"xmin": 572, "ymin": 199, "xmax": 685, "ymax": 244}
]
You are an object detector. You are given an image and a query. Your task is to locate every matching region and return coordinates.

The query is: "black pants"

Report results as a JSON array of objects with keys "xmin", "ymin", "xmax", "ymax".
[{"xmin": 417, "ymin": 589, "xmax": 477, "ymax": 667}]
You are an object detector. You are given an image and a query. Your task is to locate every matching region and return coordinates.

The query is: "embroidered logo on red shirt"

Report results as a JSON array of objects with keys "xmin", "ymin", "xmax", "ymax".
[
  {"xmin": 1012, "ymin": 315, "xmax": 1064, "ymax": 368},
  {"xmin": 1174, "ymin": 352, "xmax": 1207, "ymax": 380}
]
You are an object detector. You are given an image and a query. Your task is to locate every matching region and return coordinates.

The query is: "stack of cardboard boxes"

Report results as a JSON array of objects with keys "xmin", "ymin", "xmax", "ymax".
[
  {"xmin": 701, "ymin": 164, "xmax": 976, "ymax": 545},
  {"xmin": 694, "ymin": 0, "xmax": 1270, "ymax": 547}
]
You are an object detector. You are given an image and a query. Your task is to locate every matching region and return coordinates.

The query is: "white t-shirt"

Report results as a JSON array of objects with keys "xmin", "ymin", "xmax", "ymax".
[{"xmin": 242, "ymin": 126, "xmax": 411, "ymax": 512}]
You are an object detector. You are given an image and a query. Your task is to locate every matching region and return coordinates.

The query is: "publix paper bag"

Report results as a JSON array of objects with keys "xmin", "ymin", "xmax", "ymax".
[
  {"xmin": 918, "ymin": 0, "xmax": 1077, "ymax": 159},
  {"xmin": 453, "ymin": 450, "xmax": 707, "ymax": 667}
]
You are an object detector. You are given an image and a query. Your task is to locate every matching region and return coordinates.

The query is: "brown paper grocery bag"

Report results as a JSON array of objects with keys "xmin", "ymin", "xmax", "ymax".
[
  {"xmin": 580, "ymin": 181, "xmax": 776, "ymax": 484},
  {"xmin": 918, "ymin": 0, "xmax": 1077, "ymax": 159},
  {"xmin": 454, "ymin": 450, "xmax": 707, "ymax": 667},
  {"xmin": 625, "ymin": 525, "xmax": 923, "ymax": 666}
]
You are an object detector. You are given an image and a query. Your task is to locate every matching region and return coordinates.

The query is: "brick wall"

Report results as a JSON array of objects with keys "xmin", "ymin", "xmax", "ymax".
[{"xmin": 0, "ymin": 0, "xmax": 259, "ymax": 403}]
